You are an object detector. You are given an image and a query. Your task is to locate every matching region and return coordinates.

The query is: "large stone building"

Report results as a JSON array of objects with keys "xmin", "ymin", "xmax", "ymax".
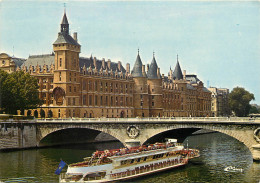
[
  {"xmin": 0, "ymin": 12, "xmax": 212, "ymax": 118},
  {"xmin": 208, "ymin": 87, "xmax": 230, "ymax": 117}
]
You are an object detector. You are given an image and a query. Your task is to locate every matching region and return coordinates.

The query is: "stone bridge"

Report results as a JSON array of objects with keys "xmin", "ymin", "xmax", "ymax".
[{"xmin": 1, "ymin": 117, "xmax": 260, "ymax": 161}]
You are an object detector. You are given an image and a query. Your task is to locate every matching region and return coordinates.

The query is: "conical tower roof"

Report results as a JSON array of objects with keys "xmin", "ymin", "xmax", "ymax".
[
  {"xmin": 173, "ymin": 57, "xmax": 183, "ymax": 80},
  {"xmin": 61, "ymin": 12, "xmax": 69, "ymax": 25},
  {"xmin": 147, "ymin": 54, "xmax": 159, "ymax": 79},
  {"xmin": 131, "ymin": 50, "xmax": 143, "ymax": 77},
  {"xmin": 53, "ymin": 11, "xmax": 79, "ymax": 46}
]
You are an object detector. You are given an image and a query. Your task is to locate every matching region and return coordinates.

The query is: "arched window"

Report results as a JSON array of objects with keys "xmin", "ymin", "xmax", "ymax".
[
  {"xmin": 27, "ymin": 110, "xmax": 31, "ymax": 116},
  {"xmin": 34, "ymin": 110, "xmax": 38, "ymax": 118}
]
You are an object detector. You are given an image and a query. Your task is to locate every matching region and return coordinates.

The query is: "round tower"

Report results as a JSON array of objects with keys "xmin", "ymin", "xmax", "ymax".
[
  {"xmin": 147, "ymin": 53, "xmax": 163, "ymax": 117},
  {"xmin": 131, "ymin": 50, "xmax": 149, "ymax": 117}
]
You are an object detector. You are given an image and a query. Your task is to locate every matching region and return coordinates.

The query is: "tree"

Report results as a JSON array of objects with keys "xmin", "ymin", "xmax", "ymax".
[
  {"xmin": 249, "ymin": 105, "xmax": 260, "ymax": 114},
  {"xmin": 0, "ymin": 70, "xmax": 8, "ymax": 113},
  {"xmin": 0, "ymin": 71, "xmax": 42, "ymax": 114},
  {"xmin": 228, "ymin": 87, "xmax": 255, "ymax": 117}
]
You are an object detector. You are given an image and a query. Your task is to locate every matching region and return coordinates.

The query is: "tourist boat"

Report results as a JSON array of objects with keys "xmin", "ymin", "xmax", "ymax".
[{"xmin": 59, "ymin": 139, "xmax": 199, "ymax": 182}]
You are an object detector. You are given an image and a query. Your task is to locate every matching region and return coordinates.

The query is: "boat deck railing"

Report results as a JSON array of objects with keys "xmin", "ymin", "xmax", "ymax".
[{"xmin": 109, "ymin": 157, "xmax": 188, "ymax": 180}]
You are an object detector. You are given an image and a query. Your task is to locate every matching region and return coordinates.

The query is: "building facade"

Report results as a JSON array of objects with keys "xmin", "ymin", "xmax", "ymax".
[
  {"xmin": 208, "ymin": 87, "xmax": 230, "ymax": 117},
  {"xmin": 0, "ymin": 12, "xmax": 212, "ymax": 118}
]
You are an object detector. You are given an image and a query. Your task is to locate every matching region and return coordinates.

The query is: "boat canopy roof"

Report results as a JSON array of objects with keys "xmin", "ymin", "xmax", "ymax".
[{"xmin": 108, "ymin": 148, "xmax": 176, "ymax": 162}]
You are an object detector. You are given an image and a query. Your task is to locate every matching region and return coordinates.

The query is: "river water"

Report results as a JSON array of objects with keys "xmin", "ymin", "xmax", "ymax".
[{"xmin": 0, "ymin": 132, "xmax": 259, "ymax": 183}]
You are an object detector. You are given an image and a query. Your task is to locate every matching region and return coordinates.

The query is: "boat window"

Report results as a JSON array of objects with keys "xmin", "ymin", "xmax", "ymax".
[
  {"xmin": 137, "ymin": 158, "xmax": 141, "ymax": 162},
  {"xmin": 144, "ymin": 157, "xmax": 147, "ymax": 161},
  {"xmin": 121, "ymin": 160, "xmax": 127, "ymax": 165},
  {"xmin": 166, "ymin": 153, "xmax": 169, "ymax": 157},
  {"xmin": 153, "ymin": 155, "xmax": 156, "ymax": 159},
  {"xmin": 130, "ymin": 159, "xmax": 135, "ymax": 164}
]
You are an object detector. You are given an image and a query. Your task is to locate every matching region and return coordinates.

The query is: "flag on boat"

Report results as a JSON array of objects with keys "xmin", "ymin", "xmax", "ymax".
[{"xmin": 55, "ymin": 160, "xmax": 66, "ymax": 175}]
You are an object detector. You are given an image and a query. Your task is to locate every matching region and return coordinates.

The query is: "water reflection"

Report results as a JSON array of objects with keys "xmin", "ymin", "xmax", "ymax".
[{"xmin": 0, "ymin": 133, "xmax": 259, "ymax": 183}]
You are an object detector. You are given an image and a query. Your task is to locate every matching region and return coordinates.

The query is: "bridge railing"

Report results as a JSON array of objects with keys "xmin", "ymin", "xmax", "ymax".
[{"xmin": 34, "ymin": 117, "xmax": 260, "ymax": 123}]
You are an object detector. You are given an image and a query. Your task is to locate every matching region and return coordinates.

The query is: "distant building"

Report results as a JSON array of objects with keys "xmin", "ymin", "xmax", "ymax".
[
  {"xmin": 0, "ymin": 12, "xmax": 212, "ymax": 118},
  {"xmin": 208, "ymin": 87, "xmax": 230, "ymax": 117},
  {"xmin": 0, "ymin": 53, "xmax": 25, "ymax": 73}
]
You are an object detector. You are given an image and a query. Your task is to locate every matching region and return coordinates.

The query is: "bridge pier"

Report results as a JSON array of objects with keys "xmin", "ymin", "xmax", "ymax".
[
  {"xmin": 252, "ymin": 144, "xmax": 260, "ymax": 162},
  {"xmin": 125, "ymin": 139, "xmax": 141, "ymax": 148}
]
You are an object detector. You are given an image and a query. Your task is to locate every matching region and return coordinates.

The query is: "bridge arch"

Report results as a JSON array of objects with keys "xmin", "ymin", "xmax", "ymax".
[
  {"xmin": 139, "ymin": 123, "xmax": 256, "ymax": 157},
  {"xmin": 37, "ymin": 125, "xmax": 126, "ymax": 147}
]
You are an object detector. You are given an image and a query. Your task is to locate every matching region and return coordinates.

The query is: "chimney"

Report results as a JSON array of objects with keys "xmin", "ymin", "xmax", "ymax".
[
  {"xmin": 147, "ymin": 64, "xmax": 149, "ymax": 71},
  {"xmin": 93, "ymin": 57, "xmax": 97, "ymax": 68},
  {"xmin": 118, "ymin": 61, "xmax": 121, "ymax": 71},
  {"xmin": 142, "ymin": 65, "xmax": 145, "ymax": 73},
  {"xmin": 73, "ymin": 32, "xmax": 78, "ymax": 42},
  {"xmin": 102, "ymin": 58, "xmax": 105, "ymax": 69},
  {"xmin": 107, "ymin": 59, "xmax": 111, "ymax": 69},
  {"xmin": 126, "ymin": 63, "xmax": 130, "ymax": 73},
  {"xmin": 183, "ymin": 70, "xmax": 186, "ymax": 80}
]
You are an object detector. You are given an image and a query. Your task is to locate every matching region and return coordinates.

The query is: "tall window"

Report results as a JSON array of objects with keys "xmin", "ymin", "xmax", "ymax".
[
  {"xmin": 95, "ymin": 96, "xmax": 98, "ymax": 105},
  {"xmin": 89, "ymin": 81, "xmax": 92, "ymax": 90},
  {"xmin": 111, "ymin": 96, "xmax": 113, "ymax": 106},
  {"xmin": 89, "ymin": 95, "xmax": 92, "ymax": 105},
  {"xmin": 59, "ymin": 72, "xmax": 61, "ymax": 81},
  {"xmin": 59, "ymin": 58, "xmax": 62, "ymax": 67},
  {"xmin": 83, "ymin": 80, "xmax": 86, "ymax": 90},
  {"xmin": 120, "ymin": 97, "xmax": 123, "ymax": 106},
  {"xmin": 100, "ymin": 96, "xmax": 103, "ymax": 105},
  {"xmin": 83, "ymin": 95, "xmax": 86, "ymax": 105},
  {"xmin": 105, "ymin": 96, "xmax": 108, "ymax": 106},
  {"xmin": 95, "ymin": 81, "xmax": 98, "ymax": 91}
]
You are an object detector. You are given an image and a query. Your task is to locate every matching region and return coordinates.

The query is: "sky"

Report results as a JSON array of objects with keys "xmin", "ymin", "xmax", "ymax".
[{"xmin": 0, "ymin": 0, "xmax": 259, "ymax": 104}]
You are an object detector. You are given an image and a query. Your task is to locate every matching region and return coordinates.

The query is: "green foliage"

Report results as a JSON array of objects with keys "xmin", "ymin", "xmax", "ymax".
[
  {"xmin": 228, "ymin": 87, "xmax": 255, "ymax": 117},
  {"xmin": 0, "ymin": 70, "xmax": 42, "ymax": 114},
  {"xmin": 249, "ymin": 106, "xmax": 260, "ymax": 114}
]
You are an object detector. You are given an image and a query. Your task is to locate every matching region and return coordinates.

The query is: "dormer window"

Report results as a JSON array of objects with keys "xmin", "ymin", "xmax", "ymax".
[{"xmin": 2, "ymin": 60, "xmax": 5, "ymax": 65}]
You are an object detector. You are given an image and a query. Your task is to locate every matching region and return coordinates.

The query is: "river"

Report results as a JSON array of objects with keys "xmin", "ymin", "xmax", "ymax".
[{"xmin": 0, "ymin": 132, "xmax": 259, "ymax": 183}]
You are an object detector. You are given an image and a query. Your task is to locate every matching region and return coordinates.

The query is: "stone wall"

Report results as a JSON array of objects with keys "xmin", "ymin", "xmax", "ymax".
[{"xmin": 0, "ymin": 122, "xmax": 37, "ymax": 150}]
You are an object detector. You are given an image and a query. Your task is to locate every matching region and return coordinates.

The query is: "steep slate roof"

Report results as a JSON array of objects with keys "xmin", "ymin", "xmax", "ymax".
[
  {"xmin": 22, "ymin": 54, "xmax": 126, "ymax": 74},
  {"xmin": 12, "ymin": 57, "xmax": 26, "ymax": 67},
  {"xmin": 53, "ymin": 32, "xmax": 80, "ymax": 46},
  {"xmin": 22, "ymin": 54, "xmax": 55, "ymax": 68},
  {"xmin": 185, "ymin": 74, "xmax": 200, "ymax": 84},
  {"xmin": 173, "ymin": 61, "xmax": 183, "ymax": 80},
  {"xmin": 147, "ymin": 56, "xmax": 160, "ymax": 79},
  {"xmin": 203, "ymin": 87, "xmax": 211, "ymax": 93},
  {"xmin": 187, "ymin": 84, "xmax": 195, "ymax": 90},
  {"xmin": 131, "ymin": 52, "xmax": 143, "ymax": 77},
  {"xmin": 79, "ymin": 57, "xmax": 126, "ymax": 73}
]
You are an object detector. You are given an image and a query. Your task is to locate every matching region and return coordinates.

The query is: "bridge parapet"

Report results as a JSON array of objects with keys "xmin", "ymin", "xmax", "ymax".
[{"xmin": 35, "ymin": 117, "xmax": 260, "ymax": 123}]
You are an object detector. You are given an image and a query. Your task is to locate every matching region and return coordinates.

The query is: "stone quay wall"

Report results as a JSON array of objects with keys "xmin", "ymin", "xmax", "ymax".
[{"xmin": 0, "ymin": 121, "xmax": 37, "ymax": 150}]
